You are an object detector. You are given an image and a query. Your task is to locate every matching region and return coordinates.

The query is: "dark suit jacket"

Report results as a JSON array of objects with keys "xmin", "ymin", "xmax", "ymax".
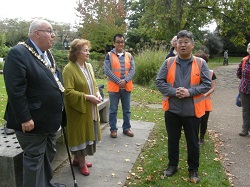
[{"xmin": 4, "ymin": 39, "xmax": 64, "ymax": 134}]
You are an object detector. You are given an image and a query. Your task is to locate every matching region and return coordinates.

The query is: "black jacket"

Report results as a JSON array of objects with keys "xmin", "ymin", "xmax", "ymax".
[
  {"xmin": 4, "ymin": 39, "xmax": 64, "ymax": 133},
  {"xmin": 165, "ymin": 47, "xmax": 176, "ymax": 59}
]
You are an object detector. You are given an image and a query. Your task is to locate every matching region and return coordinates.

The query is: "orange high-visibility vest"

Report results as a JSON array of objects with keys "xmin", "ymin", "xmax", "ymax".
[
  {"xmin": 204, "ymin": 70, "xmax": 213, "ymax": 111},
  {"xmin": 162, "ymin": 56, "xmax": 206, "ymax": 118},
  {"xmin": 107, "ymin": 52, "xmax": 133, "ymax": 92},
  {"xmin": 242, "ymin": 56, "xmax": 249, "ymax": 69}
]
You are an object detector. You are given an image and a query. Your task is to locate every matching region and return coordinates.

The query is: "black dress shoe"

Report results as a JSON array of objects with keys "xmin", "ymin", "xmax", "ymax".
[
  {"xmin": 3, "ymin": 122, "xmax": 15, "ymax": 135},
  {"xmin": 163, "ymin": 166, "xmax": 178, "ymax": 177},
  {"xmin": 189, "ymin": 170, "xmax": 200, "ymax": 183},
  {"xmin": 54, "ymin": 183, "xmax": 66, "ymax": 187},
  {"xmin": 199, "ymin": 138, "xmax": 204, "ymax": 145},
  {"xmin": 239, "ymin": 129, "xmax": 249, "ymax": 136}
]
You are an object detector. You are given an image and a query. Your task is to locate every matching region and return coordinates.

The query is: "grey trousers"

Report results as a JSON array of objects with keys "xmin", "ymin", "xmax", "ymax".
[
  {"xmin": 240, "ymin": 92, "xmax": 250, "ymax": 131},
  {"xmin": 15, "ymin": 131, "xmax": 57, "ymax": 187}
]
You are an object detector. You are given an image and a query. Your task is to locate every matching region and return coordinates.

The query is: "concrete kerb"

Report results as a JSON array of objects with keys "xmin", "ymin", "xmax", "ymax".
[{"xmin": 0, "ymin": 128, "xmax": 23, "ymax": 187}]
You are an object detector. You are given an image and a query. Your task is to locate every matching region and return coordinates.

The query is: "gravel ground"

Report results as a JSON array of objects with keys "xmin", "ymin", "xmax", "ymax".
[{"xmin": 209, "ymin": 64, "xmax": 250, "ymax": 187}]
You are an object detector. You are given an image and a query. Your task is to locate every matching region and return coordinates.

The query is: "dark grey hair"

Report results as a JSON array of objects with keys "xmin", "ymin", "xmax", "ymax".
[
  {"xmin": 177, "ymin": 30, "xmax": 194, "ymax": 42},
  {"xmin": 113, "ymin": 34, "xmax": 124, "ymax": 42}
]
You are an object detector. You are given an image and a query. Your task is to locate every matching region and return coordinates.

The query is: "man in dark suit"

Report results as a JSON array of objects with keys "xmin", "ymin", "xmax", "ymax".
[{"xmin": 4, "ymin": 19, "xmax": 66, "ymax": 187}]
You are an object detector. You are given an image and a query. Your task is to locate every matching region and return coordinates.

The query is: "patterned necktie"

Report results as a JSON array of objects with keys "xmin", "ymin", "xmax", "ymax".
[{"xmin": 41, "ymin": 53, "xmax": 52, "ymax": 67}]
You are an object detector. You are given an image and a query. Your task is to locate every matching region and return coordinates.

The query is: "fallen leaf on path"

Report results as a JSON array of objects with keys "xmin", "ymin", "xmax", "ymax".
[
  {"xmin": 202, "ymin": 172, "xmax": 208, "ymax": 176},
  {"xmin": 145, "ymin": 175, "xmax": 153, "ymax": 181},
  {"xmin": 137, "ymin": 166, "xmax": 143, "ymax": 172},
  {"xmin": 214, "ymin": 157, "xmax": 220, "ymax": 161},
  {"xmin": 182, "ymin": 177, "xmax": 189, "ymax": 182}
]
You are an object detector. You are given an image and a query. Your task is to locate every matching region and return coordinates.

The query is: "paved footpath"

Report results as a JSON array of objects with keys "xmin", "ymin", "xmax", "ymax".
[
  {"xmin": 52, "ymin": 119, "xmax": 155, "ymax": 187},
  {"xmin": 209, "ymin": 64, "xmax": 250, "ymax": 187}
]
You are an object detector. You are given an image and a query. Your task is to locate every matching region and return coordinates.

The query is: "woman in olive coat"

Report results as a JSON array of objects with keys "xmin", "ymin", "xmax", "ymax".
[{"xmin": 63, "ymin": 39, "xmax": 102, "ymax": 176}]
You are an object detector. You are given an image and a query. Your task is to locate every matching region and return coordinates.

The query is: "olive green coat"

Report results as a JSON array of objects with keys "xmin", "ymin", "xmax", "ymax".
[{"xmin": 63, "ymin": 62, "xmax": 101, "ymax": 147}]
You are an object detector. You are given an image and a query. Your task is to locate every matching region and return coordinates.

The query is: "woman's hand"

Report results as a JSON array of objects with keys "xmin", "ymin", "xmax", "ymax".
[
  {"xmin": 96, "ymin": 92, "xmax": 103, "ymax": 101},
  {"xmin": 86, "ymin": 95, "xmax": 102, "ymax": 104}
]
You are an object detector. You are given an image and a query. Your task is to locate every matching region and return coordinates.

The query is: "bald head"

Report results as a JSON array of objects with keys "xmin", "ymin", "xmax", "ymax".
[
  {"xmin": 28, "ymin": 19, "xmax": 51, "ymax": 37},
  {"xmin": 28, "ymin": 19, "xmax": 55, "ymax": 51}
]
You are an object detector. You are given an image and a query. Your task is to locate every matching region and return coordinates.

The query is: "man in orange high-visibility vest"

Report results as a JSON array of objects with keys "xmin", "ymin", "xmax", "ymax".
[
  {"xmin": 156, "ymin": 30, "xmax": 211, "ymax": 183},
  {"xmin": 104, "ymin": 34, "xmax": 135, "ymax": 138}
]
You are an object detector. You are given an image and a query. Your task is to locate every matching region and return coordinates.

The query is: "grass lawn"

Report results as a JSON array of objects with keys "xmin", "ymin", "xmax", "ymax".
[
  {"xmin": 0, "ymin": 74, "xmax": 7, "ymax": 125},
  {"xmin": 208, "ymin": 56, "xmax": 242, "ymax": 69},
  {"xmin": 97, "ymin": 78, "xmax": 230, "ymax": 187},
  {"xmin": 209, "ymin": 56, "xmax": 242, "ymax": 64}
]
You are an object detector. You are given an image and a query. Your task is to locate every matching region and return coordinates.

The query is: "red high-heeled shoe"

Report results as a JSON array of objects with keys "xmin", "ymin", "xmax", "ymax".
[
  {"xmin": 80, "ymin": 164, "xmax": 90, "ymax": 176},
  {"xmin": 72, "ymin": 160, "xmax": 92, "ymax": 167},
  {"xmin": 86, "ymin": 162, "xmax": 92, "ymax": 167}
]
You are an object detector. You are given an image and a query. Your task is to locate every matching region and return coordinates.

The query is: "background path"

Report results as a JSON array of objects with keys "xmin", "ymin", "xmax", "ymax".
[{"xmin": 209, "ymin": 64, "xmax": 250, "ymax": 187}]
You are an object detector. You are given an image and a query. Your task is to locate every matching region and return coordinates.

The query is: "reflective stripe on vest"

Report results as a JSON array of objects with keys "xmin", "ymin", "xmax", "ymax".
[
  {"xmin": 162, "ymin": 56, "xmax": 206, "ymax": 118},
  {"xmin": 204, "ymin": 70, "xmax": 213, "ymax": 111},
  {"xmin": 107, "ymin": 52, "xmax": 133, "ymax": 92}
]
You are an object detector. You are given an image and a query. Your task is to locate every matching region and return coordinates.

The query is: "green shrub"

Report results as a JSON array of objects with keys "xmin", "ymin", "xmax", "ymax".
[
  {"xmin": 51, "ymin": 49, "xmax": 69, "ymax": 70},
  {"xmin": 0, "ymin": 46, "xmax": 10, "ymax": 59},
  {"xmin": 50, "ymin": 49, "xmax": 106, "ymax": 78},
  {"xmin": 89, "ymin": 51, "xmax": 106, "ymax": 79},
  {"xmin": 0, "ymin": 62, "xmax": 4, "ymax": 70},
  {"xmin": 133, "ymin": 49, "xmax": 166, "ymax": 89},
  {"xmin": 90, "ymin": 51, "xmax": 105, "ymax": 62},
  {"xmin": 89, "ymin": 59, "xmax": 106, "ymax": 79}
]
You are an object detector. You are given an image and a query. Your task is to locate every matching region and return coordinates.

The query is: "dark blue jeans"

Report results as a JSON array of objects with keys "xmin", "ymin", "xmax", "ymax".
[
  {"xmin": 108, "ymin": 89, "xmax": 131, "ymax": 131},
  {"xmin": 165, "ymin": 111, "xmax": 200, "ymax": 171}
]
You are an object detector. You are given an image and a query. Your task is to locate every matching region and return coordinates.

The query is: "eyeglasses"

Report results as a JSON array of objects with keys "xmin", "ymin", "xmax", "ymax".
[
  {"xmin": 115, "ymin": 41, "xmax": 124, "ymax": 44},
  {"xmin": 37, "ymin": 30, "xmax": 55, "ymax": 36}
]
